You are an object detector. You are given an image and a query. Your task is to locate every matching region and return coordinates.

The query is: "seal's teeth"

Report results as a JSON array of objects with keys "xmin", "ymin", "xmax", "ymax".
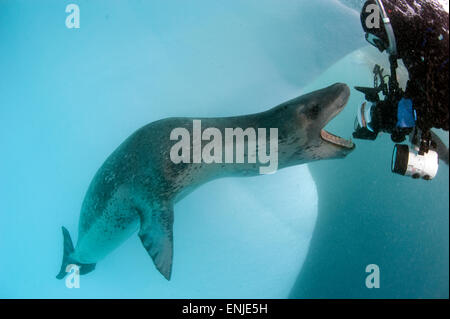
[{"xmin": 320, "ymin": 129, "xmax": 354, "ymax": 149}]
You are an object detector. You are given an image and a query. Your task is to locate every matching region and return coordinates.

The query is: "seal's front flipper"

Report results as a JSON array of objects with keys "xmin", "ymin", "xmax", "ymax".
[{"xmin": 138, "ymin": 204, "xmax": 174, "ymax": 280}]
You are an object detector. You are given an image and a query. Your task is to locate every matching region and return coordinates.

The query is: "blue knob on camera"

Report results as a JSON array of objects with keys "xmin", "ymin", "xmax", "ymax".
[{"xmin": 396, "ymin": 98, "xmax": 416, "ymax": 128}]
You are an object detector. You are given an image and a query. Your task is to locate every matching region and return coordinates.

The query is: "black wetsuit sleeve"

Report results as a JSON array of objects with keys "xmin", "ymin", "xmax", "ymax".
[{"xmin": 386, "ymin": 1, "xmax": 449, "ymax": 132}]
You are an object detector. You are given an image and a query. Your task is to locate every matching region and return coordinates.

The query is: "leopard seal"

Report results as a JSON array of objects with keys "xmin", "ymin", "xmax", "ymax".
[{"xmin": 56, "ymin": 83, "xmax": 354, "ymax": 281}]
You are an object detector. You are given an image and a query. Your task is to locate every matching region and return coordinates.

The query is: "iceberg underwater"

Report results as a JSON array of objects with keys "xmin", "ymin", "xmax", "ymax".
[{"xmin": 0, "ymin": 0, "xmax": 447, "ymax": 298}]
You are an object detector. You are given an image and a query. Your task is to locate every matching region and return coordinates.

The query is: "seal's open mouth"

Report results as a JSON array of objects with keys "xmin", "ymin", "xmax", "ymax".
[
  {"xmin": 320, "ymin": 129, "xmax": 354, "ymax": 149},
  {"xmin": 319, "ymin": 96, "xmax": 355, "ymax": 150}
]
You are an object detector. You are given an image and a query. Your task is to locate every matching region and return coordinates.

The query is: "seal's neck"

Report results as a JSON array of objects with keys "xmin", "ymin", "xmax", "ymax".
[
  {"xmin": 185, "ymin": 108, "xmax": 296, "ymax": 178},
  {"xmin": 169, "ymin": 108, "xmax": 310, "ymax": 203}
]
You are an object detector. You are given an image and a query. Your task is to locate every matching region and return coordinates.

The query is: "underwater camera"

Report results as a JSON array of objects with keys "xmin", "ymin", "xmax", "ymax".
[
  {"xmin": 353, "ymin": 58, "xmax": 439, "ymax": 180},
  {"xmin": 353, "ymin": 57, "xmax": 405, "ymax": 142}
]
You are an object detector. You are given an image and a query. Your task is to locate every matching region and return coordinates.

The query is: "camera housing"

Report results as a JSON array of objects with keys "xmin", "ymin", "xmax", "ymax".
[{"xmin": 353, "ymin": 60, "xmax": 405, "ymax": 141}]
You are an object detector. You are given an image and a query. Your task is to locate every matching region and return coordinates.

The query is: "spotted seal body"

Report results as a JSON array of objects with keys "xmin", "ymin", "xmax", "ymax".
[{"xmin": 57, "ymin": 83, "xmax": 354, "ymax": 280}]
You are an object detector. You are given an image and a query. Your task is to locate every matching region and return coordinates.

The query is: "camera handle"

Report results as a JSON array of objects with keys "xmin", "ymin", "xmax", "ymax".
[{"xmin": 388, "ymin": 55, "xmax": 399, "ymax": 95}]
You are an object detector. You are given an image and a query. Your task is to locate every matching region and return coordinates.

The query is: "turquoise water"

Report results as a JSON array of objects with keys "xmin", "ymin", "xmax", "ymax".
[{"xmin": 0, "ymin": 0, "xmax": 448, "ymax": 298}]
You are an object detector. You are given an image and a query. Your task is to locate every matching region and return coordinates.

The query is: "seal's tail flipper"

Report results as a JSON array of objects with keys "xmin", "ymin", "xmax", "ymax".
[
  {"xmin": 56, "ymin": 226, "xmax": 75, "ymax": 279},
  {"xmin": 56, "ymin": 227, "xmax": 97, "ymax": 279},
  {"xmin": 138, "ymin": 204, "xmax": 174, "ymax": 280}
]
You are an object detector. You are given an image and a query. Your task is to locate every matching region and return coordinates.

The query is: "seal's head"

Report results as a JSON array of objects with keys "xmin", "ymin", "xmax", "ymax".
[{"xmin": 269, "ymin": 83, "xmax": 355, "ymax": 166}]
